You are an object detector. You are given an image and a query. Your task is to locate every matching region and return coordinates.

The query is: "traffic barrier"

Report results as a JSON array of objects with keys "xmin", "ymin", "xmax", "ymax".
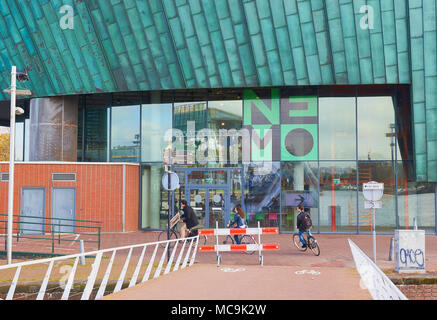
[{"xmin": 198, "ymin": 221, "xmax": 279, "ymax": 266}]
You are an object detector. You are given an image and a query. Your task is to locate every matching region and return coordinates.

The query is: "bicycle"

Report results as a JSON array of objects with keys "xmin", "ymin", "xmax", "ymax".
[
  {"xmin": 158, "ymin": 213, "xmax": 207, "ymax": 248},
  {"xmin": 222, "ymin": 229, "xmax": 257, "ymax": 255},
  {"xmin": 293, "ymin": 229, "xmax": 320, "ymax": 256}
]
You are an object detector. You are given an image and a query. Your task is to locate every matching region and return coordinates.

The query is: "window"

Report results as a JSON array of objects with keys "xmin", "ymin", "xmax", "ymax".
[
  {"xmin": 358, "ymin": 96, "xmax": 396, "ymax": 160},
  {"xmin": 281, "ymin": 162, "xmax": 319, "ymax": 232},
  {"xmin": 84, "ymin": 94, "xmax": 110, "ymax": 162},
  {"xmin": 397, "ymin": 161, "xmax": 436, "ymax": 233},
  {"xmin": 208, "ymin": 99, "xmax": 243, "ymax": 166},
  {"xmin": 243, "ymin": 162, "xmax": 281, "ymax": 227},
  {"xmin": 319, "ymin": 162, "xmax": 357, "ymax": 233},
  {"xmin": 111, "ymin": 105, "xmax": 140, "ymax": 162},
  {"xmin": 358, "ymin": 161, "xmax": 396, "ymax": 232},
  {"xmin": 319, "ymin": 97, "xmax": 356, "ymax": 160},
  {"xmin": 141, "ymin": 103, "xmax": 172, "ymax": 162}
]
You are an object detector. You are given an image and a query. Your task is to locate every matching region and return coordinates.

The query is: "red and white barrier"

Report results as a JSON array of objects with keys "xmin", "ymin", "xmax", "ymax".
[
  {"xmin": 198, "ymin": 221, "xmax": 279, "ymax": 266},
  {"xmin": 198, "ymin": 227, "xmax": 278, "ymax": 236},
  {"xmin": 199, "ymin": 243, "xmax": 279, "ymax": 252}
]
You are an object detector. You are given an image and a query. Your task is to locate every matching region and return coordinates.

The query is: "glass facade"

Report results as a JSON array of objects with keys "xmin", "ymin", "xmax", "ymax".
[{"xmin": 76, "ymin": 86, "xmax": 436, "ymax": 234}]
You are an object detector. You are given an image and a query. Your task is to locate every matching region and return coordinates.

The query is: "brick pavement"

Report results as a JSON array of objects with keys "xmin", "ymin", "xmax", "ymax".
[{"xmin": 2, "ymin": 231, "xmax": 437, "ymax": 300}]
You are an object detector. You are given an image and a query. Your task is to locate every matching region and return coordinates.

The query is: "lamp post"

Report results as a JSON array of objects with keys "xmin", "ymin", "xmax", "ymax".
[
  {"xmin": 4, "ymin": 66, "xmax": 30, "ymax": 264},
  {"xmin": 6, "ymin": 66, "xmax": 17, "ymax": 265}
]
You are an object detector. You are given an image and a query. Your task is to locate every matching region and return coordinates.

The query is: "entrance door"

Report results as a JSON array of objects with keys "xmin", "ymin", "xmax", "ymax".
[
  {"xmin": 188, "ymin": 189, "xmax": 207, "ymax": 228},
  {"xmin": 178, "ymin": 168, "xmax": 239, "ymax": 228},
  {"xmin": 187, "ymin": 187, "xmax": 230, "ymax": 228},
  {"xmin": 51, "ymin": 188, "xmax": 76, "ymax": 233},
  {"xmin": 20, "ymin": 188, "xmax": 45, "ymax": 235},
  {"xmin": 208, "ymin": 189, "xmax": 226, "ymax": 228}
]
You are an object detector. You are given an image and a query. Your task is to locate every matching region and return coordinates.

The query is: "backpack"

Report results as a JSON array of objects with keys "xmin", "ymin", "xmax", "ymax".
[{"xmin": 302, "ymin": 213, "xmax": 312, "ymax": 230}]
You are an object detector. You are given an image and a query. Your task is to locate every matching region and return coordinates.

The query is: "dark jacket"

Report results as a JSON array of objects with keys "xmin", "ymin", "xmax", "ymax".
[
  {"xmin": 296, "ymin": 212, "xmax": 308, "ymax": 232},
  {"xmin": 181, "ymin": 205, "xmax": 198, "ymax": 229}
]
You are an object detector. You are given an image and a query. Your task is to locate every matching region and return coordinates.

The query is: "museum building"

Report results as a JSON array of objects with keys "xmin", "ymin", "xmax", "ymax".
[{"xmin": 0, "ymin": 0, "xmax": 435, "ymax": 234}]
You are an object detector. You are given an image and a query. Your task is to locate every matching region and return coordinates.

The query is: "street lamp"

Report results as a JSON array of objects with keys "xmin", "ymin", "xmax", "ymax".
[{"xmin": 3, "ymin": 66, "xmax": 31, "ymax": 264}]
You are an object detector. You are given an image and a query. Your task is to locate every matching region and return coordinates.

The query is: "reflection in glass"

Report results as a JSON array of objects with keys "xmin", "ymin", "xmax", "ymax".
[
  {"xmin": 141, "ymin": 103, "xmax": 172, "ymax": 162},
  {"xmin": 319, "ymin": 162, "xmax": 357, "ymax": 232},
  {"xmin": 84, "ymin": 107, "xmax": 108, "ymax": 162},
  {"xmin": 230, "ymin": 169, "xmax": 243, "ymax": 213},
  {"xmin": 189, "ymin": 189, "xmax": 207, "ymax": 228},
  {"xmin": 358, "ymin": 161, "xmax": 396, "ymax": 232},
  {"xmin": 141, "ymin": 164, "xmax": 164, "ymax": 229},
  {"xmin": 77, "ymin": 105, "xmax": 83, "ymax": 161},
  {"xmin": 281, "ymin": 162, "xmax": 319, "ymax": 232},
  {"xmin": 397, "ymin": 161, "xmax": 436, "ymax": 233},
  {"xmin": 243, "ymin": 162, "xmax": 281, "ymax": 227},
  {"xmin": 187, "ymin": 170, "xmax": 227, "ymax": 185},
  {"xmin": 395, "ymin": 86, "xmax": 413, "ymax": 161},
  {"xmin": 174, "ymin": 101, "xmax": 207, "ymax": 166},
  {"xmin": 208, "ymin": 100, "xmax": 243, "ymax": 166},
  {"xmin": 208, "ymin": 189, "xmax": 226, "ymax": 228},
  {"xmin": 174, "ymin": 101, "xmax": 207, "ymax": 134},
  {"xmin": 358, "ymin": 97, "xmax": 396, "ymax": 160},
  {"xmin": 111, "ymin": 105, "xmax": 140, "ymax": 162},
  {"xmin": 319, "ymin": 98, "xmax": 356, "ymax": 160}
]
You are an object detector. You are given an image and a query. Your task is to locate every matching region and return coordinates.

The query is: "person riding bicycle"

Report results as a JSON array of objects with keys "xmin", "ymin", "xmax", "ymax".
[
  {"xmin": 180, "ymin": 200, "xmax": 199, "ymax": 238},
  {"xmin": 226, "ymin": 204, "xmax": 247, "ymax": 244},
  {"xmin": 296, "ymin": 204, "xmax": 312, "ymax": 249}
]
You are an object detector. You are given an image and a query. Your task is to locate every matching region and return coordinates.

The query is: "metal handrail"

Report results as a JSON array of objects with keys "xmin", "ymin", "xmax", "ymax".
[
  {"xmin": 0, "ymin": 214, "xmax": 102, "ymax": 253},
  {"xmin": 0, "ymin": 235, "xmax": 199, "ymax": 300}
]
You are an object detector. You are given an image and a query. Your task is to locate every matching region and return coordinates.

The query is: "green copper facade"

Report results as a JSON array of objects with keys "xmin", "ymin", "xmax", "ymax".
[{"xmin": 0, "ymin": 0, "xmax": 436, "ymax": 181}]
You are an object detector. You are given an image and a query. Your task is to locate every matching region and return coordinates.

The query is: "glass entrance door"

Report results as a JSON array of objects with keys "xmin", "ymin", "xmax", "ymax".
[
  {"xmin": 189, "ymin": 189, "xmax": 207, "ymax": 228},
  {"xmin": 208, "ymin": 189, "xmax": 227, "ymax": 228},
  {"xmin": 187, "ymin": 187, "xmax": 230, "ymax": 228},
  {"xmin": 175, "ymin": 167, "xmax": 242, "ymax": 228}
]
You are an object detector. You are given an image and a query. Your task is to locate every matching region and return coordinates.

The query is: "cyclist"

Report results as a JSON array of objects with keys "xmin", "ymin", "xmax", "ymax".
[
  {"xmin": 226, "ymin": 204, "xmax": 247, "ymax": 244},
  {"xmin": 296, "ymin": 204, "xmax": 312, "ymax": 249},
  {"xmin": 180, "ymin": 200, "xmax": 199, "ymax": 238}
]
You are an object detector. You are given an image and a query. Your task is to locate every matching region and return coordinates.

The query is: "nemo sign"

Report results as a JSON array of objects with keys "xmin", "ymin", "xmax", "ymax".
[{"xmin": 243, "ymin": 89, "xmax": 318, "ymax": 161}]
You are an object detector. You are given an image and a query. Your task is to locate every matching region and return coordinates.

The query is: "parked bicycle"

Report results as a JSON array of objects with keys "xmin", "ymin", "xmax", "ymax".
[
  {"xmin": 158, "ymin": 212, "xmax": 207, "ymax": 248},
  {"xmin": 293, "ymin": 229, "xmax": 320, "ymax": 256}
]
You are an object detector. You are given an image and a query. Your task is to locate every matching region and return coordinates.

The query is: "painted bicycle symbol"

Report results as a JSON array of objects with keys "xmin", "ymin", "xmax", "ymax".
[
  {"xmin": 220, "ymin": 267, "xmax": 246, "ymax": 273},
  {"xmin": 295, "ymin": 269, "xmax": 320, "ymax": 275}
]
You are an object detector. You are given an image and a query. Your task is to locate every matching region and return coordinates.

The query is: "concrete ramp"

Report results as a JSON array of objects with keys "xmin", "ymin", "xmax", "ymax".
[{"xmin": 101, "ymin": 263, "xmax": 372, "ymax": 300}]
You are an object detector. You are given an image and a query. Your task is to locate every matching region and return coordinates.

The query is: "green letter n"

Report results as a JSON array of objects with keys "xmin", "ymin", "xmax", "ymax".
[{"xmin": 243, "ymin": 89, "xmax": 279, "ymax": 125}]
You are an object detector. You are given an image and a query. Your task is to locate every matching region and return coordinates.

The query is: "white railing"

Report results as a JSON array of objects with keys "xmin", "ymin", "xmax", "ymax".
[
  {"xmin": 0, "ymin": 236, "xmax": 199, "ymax": 300},
  {"xmin": 348, "ymin": 239, "xmax": 407, "ymax": 300}
]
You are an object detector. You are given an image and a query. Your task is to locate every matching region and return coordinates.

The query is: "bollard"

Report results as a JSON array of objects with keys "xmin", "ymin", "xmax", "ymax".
[
  {"xmin": 80, "ymin": 240, "xmax": 85, "ymax": 265},
  {"xmin": 388, "ymin": 237, "xmax": 394, "ymax": 261}
]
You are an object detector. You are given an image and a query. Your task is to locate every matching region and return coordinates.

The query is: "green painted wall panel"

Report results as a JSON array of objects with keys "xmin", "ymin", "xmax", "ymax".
[{"xmin": 0, "ymin": 0, "xmax": 436, "ymax": 180}]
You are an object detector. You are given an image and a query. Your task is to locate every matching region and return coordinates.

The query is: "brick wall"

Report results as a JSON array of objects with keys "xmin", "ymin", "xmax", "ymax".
[
  {"xmin": 0, "ymin": 162, "xmax": 139, "ymax": 233},
  {"xmin": 398, "ymin": 285, "xmax": 437, "ymax": 300}
]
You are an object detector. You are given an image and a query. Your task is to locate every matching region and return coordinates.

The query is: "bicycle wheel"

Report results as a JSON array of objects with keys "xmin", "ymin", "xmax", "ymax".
[
  {"xmin": 293, "ymin": 233, "xmax": 307, "ymax": 251},
  {"xmin": 201, "ymin": 235, "xmax": 208, "ymax": 245},
  {"xmin": 240, "ymin": 235, "xmax": 256, "ymax": 255},
  {"xmin": 308, "ymin": 237, "xmax": 320, "ymax": 256},
  {"xmin": 158, "ymin": 230, "xmax": 179, "ymax": 248},
  {"xmin": 222, "ymin": 235, "xmax": 232, "ymax": 244}
]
